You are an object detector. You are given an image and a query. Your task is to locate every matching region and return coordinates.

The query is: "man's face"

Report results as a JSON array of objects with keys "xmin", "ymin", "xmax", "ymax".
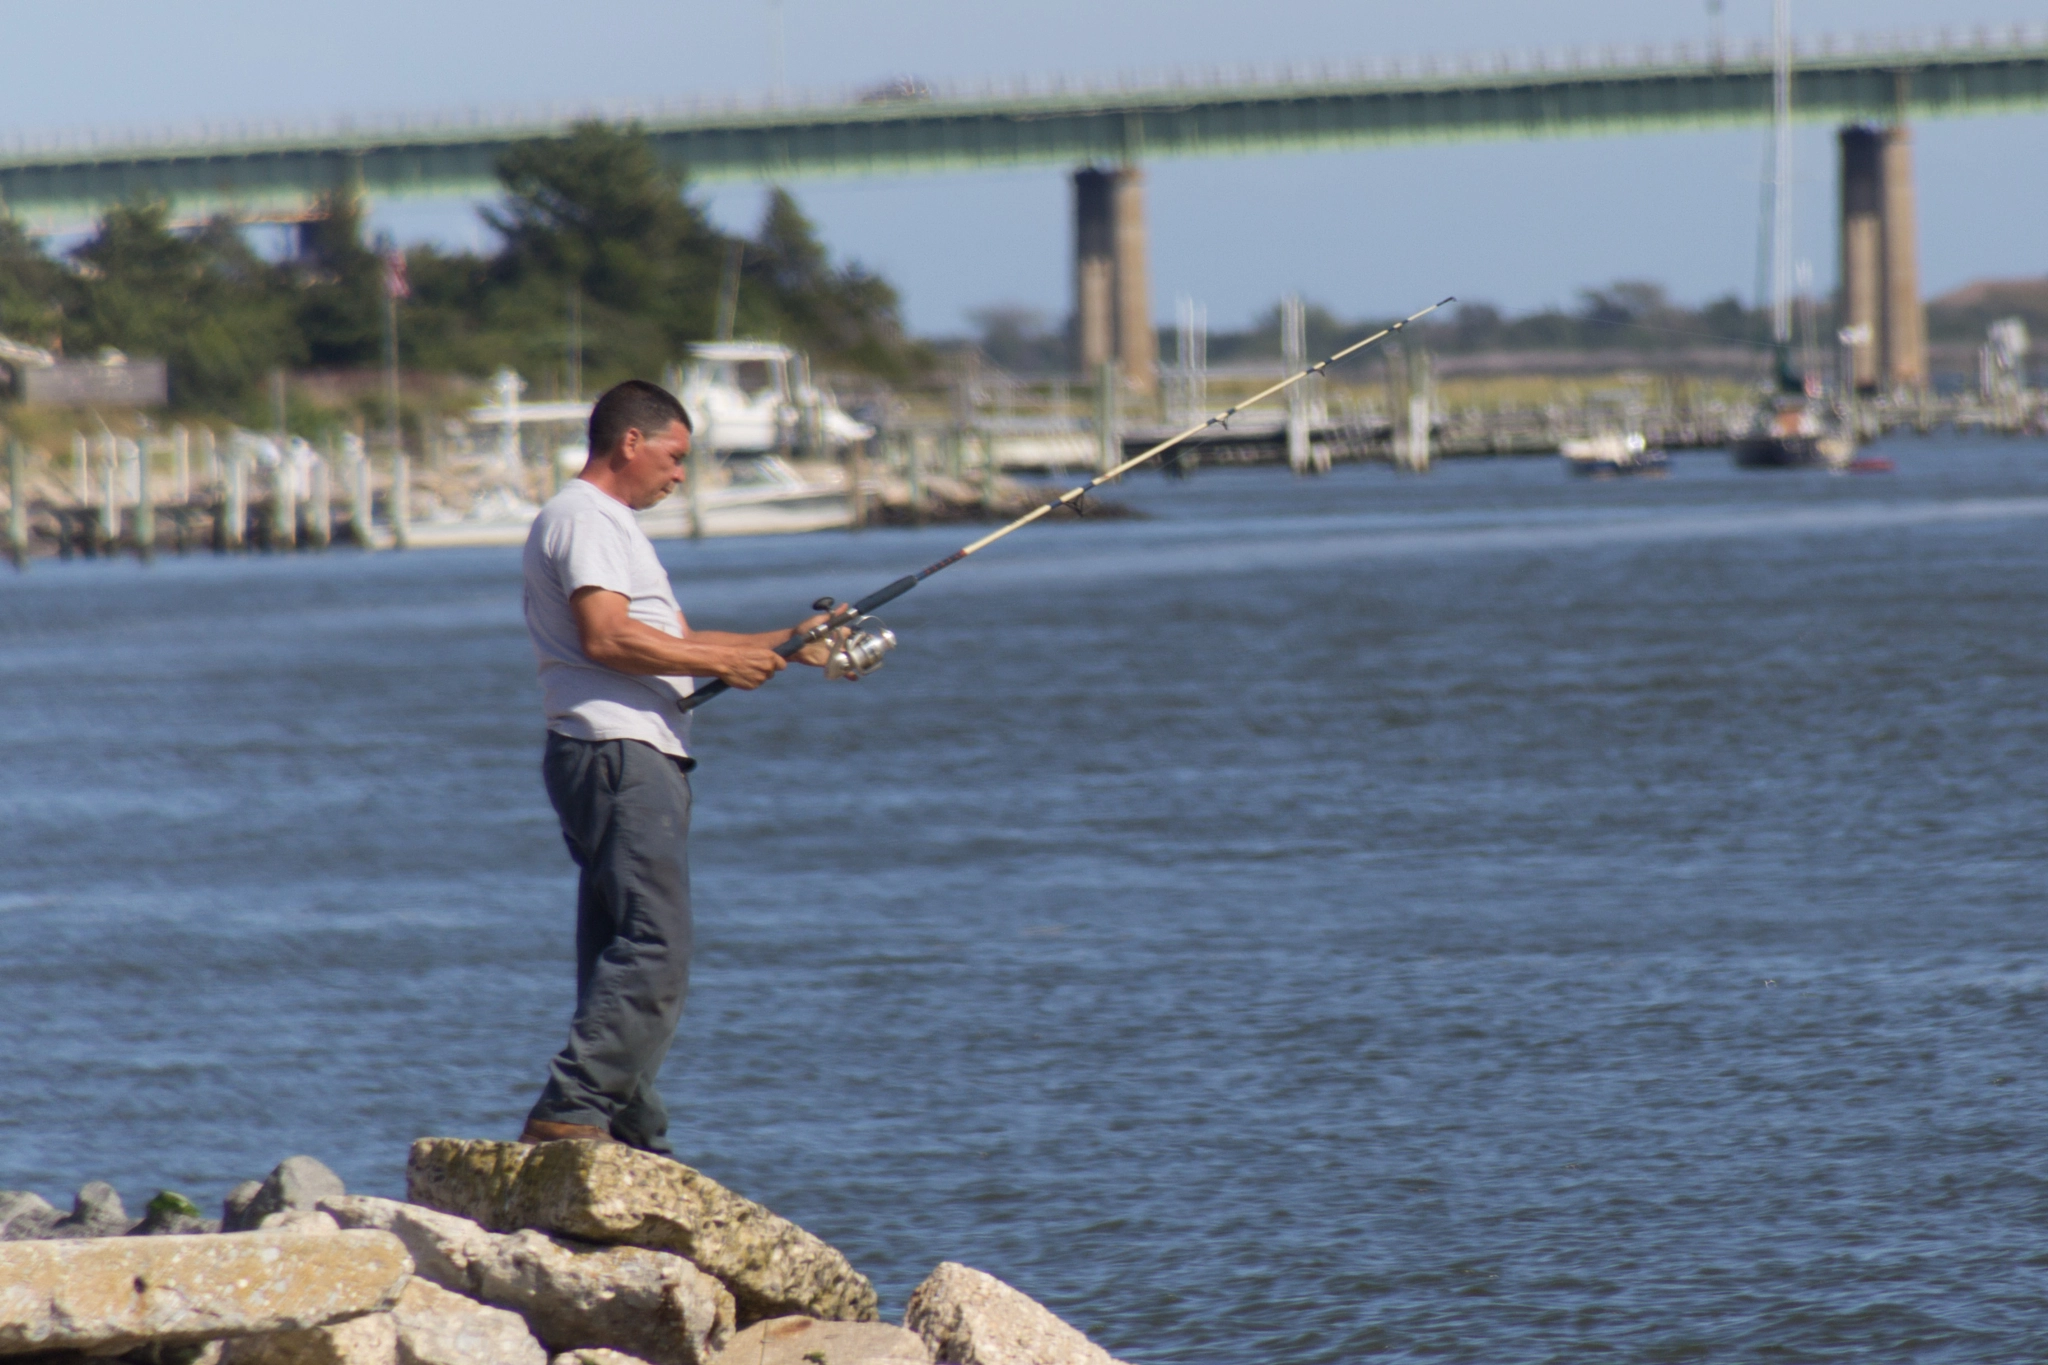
[{"xmin": 617, "ymin": 420, "xmax": 692, "ymax": 510}]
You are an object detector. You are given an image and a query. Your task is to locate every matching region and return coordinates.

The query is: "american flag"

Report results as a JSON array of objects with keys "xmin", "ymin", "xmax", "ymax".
[{"xmin": 383, "ymin": 251, "xmax": 410, "ymax": 301}]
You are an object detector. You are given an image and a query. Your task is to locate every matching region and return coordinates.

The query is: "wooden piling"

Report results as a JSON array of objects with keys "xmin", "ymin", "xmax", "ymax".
[
  {"xmin": 221, "ymin": 450, "xmax": 247, "ymax": 552},
  {"xmin": 7, "ymin": 438, "xmax": 27, "ymax": 570},
  {"xmin": 270, "ymin": 451, "xmax": 297, "ymax": 550},
  {"xmin": 173, "ymin": 425, "xmax": 191, "ymax": 503},
  {"xmin": 100, "ymin": 446, "xmax": 119, "ymax": 555},
  {"xmin": 904, "ymin": 432, "xmax": 927, "ymax": 524},
  {"xmin": 391, "ymin": 454, "xmax": 411, "ymax": 550},
  {"xmin": 845, "ymin": 440, "xmax": 867, "ymax": 531},
  {"xmin": 306, "ymin": 458, "xmax": 331, "ymax": 549},
  {"xmin": 348, "ymin": 445, "xmax": 373, "ymax": 548},
  {"xmin": 135, "ymin": 437, "xmax": 156, "ymax": 562}
]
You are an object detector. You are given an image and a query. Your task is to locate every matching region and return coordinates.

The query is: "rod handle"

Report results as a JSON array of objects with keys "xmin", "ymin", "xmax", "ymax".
[
  {"xmin": 677, "ymin": 679, "xmax": 727, "ymax": 712},
  {"xmin": 853, "ymin": 575, "xmax": 919, "ymax": 612}
]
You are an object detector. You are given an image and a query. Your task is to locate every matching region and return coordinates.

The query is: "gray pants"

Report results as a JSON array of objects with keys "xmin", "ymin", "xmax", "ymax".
[{"xmin": 528, "ymin": 733, "xmax": 694, "ymax": 1154}]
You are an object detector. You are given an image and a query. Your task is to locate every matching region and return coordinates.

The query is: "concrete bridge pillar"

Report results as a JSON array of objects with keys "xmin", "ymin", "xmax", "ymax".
[
  {"xmin": 1837, "ymin": 124, "xmax": 1927, "ymax": 393},
  {"xmin": 1073, "ymin": 166, "xmax": 1157, "ymax": 397},
  {"xmin": 1879, "ymin": 126, "xmax": 1927, "ymax": 392}
]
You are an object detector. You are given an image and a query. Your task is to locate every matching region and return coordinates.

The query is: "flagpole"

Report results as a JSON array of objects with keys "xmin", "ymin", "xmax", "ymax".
[{"xmin": 382, "ymin": 248, "xmax": 405, "ymax": 461}]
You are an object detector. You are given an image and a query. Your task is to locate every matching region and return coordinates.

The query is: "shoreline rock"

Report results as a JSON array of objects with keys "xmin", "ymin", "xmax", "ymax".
[
  {"xmin": 406, "ymin": 1139, "xmax": 877, "ymax": 1327},
  {"xmin": 0, "ymin": 1147, "xmax": 1139, "ymax": 1365},
  {"xmin": 391, "ymin": 1277, "xmax": 547, "ymax": 1365},
  {"xmin": 707, "ymin": 1316, "xmax": 929, "ymax": 1365},
  {"xmin": 904, "ymin": 1263, "xmax": 1129, "ymax": 1365},
  {"xmin": 47, "ymin": 1181, "xmax": 136, "ymax": 1239},
  {"xmin": 134, "ymin": 1191, "xmax": 220, "ymax": 1238},
  {"xmin": 225, "ymin": 1159, "xmax": 347, "ymax": 1234},
  {"xmin": 322, "ymin": 1195, "xmax": 733, "ymax": 1365},
  {"xmin": 0, "ymin": 1228, "xmax": 412, "ymax": 1356},
  {"xmin": 0, "ymin": 1191, "xmax": 61, "ymax": 1242}
]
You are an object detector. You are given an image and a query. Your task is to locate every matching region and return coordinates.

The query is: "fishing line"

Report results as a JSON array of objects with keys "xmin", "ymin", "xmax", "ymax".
[{"xmin": 678, "ymin": 296, "xmax": 1456, "ymax": 713}]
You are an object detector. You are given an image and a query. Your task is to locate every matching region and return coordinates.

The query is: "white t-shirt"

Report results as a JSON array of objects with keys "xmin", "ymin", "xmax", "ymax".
[{"xmin": 522, "ymin": 479, "xmax": 694, "ymax": 757}]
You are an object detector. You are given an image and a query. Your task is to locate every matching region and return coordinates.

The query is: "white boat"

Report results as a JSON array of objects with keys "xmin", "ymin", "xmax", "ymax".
[
  {"xmin": 1560, "ymin": 431, "xmax": 1668, "ymax": 476},
  {"xmin": 396, "ymin": 464, "xmax": 854, "ymax": 549},
  {"xmin": 416, "ymin": 360, "xmax": 861, "ymax": 547},
  {"xmin": 634, "ymin": 455, "xmax": 853, "ymax": 539},
  {"xmin": 675, "ymin": 341, "xmax": 873, "ymax": 455}
]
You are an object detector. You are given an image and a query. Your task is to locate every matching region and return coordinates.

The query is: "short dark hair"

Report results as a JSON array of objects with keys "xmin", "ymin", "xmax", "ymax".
[{"xmin": 588, "ymin": 379, "xmax": 691, "ymax": 454}]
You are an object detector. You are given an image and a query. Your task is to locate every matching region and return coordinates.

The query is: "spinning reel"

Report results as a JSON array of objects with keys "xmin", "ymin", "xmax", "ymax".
[{"xmin": 808, "ymin": 596, "xmax": 897, "ymax": 681}]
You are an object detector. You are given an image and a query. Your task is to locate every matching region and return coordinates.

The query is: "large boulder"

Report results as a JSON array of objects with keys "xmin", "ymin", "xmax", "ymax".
[
  {"xmin": 391, "ymin": 1278, "xmax": 546, "ymax": 1365},
  {"xmin": 224, "ymin": 1159, "xmax": 347, "ymax": 1233},
  {"xmin": 0, "ymin": 1191, "xmax": 60, "ymax": 1241},
  {"xmin": 322, "ymin": 1195, "xmax": 733, "ymax": 1365},
  {"xmin": 222, "ymin": 1312, "xmax": 398, "ymax": 1365},
  {"xmin": 0, "ymin": 1228, "xmax": 412, "ymax": 1356},
  {"xmin": 406, "ymin": 1140, "xmax": 875, "ymax": 1327},
  {"xmin": 709, "ymin": 1317, "xmax": 930, "ymax": 1365},
  {"xmin": 903, "ymin": 1264, "xmax": 1127, "ymax": 1365}
]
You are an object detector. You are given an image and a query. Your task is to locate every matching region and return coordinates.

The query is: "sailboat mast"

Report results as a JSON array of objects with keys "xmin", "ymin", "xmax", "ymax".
[{"xmin": 1771, "ymin": 0, "xmax": 1794, "ymax": 346}]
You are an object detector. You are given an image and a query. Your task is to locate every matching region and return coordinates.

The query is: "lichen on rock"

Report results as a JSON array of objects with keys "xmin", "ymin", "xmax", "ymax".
[{"xmin": 406, "ymin": 1139, "xmax": 876, "ymax": 1327}]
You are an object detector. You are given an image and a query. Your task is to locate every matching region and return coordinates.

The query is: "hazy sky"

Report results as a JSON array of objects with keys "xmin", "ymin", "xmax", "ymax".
[{"xmin": 6, "ymin": 1, "xmax": 2047, "ymax": 334}]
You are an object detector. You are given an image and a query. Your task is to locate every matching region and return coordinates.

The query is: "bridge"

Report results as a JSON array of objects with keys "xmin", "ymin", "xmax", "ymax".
[{"xmin": 5, "ymin": 27, "xmax": 2046, "ymax": 395}]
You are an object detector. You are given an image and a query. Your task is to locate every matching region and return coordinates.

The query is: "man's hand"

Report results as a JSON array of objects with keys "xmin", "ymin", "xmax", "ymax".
[
  {"xmin": 698, "ymin": 640, "xmax": 789, "ymax": 689},
  {"xmin": 788, "ymin": 613, "xmax": 846, "ymax": 669}
]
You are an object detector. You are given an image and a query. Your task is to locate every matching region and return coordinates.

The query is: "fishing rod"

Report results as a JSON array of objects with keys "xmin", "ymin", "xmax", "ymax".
[{"xmin": 677, "ymin": 295, "xmax": 1457, "ymax": 713}]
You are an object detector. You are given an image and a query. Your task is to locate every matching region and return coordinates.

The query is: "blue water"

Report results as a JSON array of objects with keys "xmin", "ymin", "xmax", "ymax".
[{"xmin": 4, "ymin": 439, "xmax": 2046, "ymax": 1362}]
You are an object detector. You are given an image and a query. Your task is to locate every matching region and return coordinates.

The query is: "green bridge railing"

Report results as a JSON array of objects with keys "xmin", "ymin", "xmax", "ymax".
[{"xmin": 4, "ymin": 30, "xmax": 2047, "ymax": 228}]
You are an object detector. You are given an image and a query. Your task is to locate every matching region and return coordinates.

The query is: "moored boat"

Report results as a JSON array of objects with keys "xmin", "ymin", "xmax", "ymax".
[
  {"xmin": 1730, "ymin": 382, "xmax": 1856, "ymax": 470},
  {"xmin": 1560, "ymin": 430, "xmax": 1668, "ymax": 477}
]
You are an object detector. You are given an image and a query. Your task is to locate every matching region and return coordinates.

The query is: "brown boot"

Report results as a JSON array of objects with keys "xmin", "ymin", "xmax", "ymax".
[{"xmin": 518, "ymin": 1119, "xmax": 618, "ymax": 1145}]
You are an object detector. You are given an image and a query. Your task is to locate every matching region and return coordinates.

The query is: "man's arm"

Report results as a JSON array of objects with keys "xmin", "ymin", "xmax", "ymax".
[{"xmin": 571, "ymin": 588, "xmax": 831, "ymax": 690}]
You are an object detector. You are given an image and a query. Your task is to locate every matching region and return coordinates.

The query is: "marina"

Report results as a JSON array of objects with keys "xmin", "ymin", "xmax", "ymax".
[{"xmin": 6, "ymin": 374, "xmax": 2045, "ymax": 567}]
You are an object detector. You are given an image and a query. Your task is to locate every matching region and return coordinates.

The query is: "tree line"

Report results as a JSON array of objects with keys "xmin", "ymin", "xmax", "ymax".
[
  {"xmin": 966, "ymin": 275, "xmax": 2048, "ymax": 380},
  {"xmin": 0, "ymin": 122, "xmax": 927, "ymax": 421},
  {"xmin": 964, "ymin": 283, "xmax": 1781, "ymax": 378}
]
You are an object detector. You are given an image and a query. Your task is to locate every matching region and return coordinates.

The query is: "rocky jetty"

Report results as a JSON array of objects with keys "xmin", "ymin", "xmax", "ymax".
[{"xmin": 0, "ymin": 1146, "xmax": 1134, "ymax": 1365}]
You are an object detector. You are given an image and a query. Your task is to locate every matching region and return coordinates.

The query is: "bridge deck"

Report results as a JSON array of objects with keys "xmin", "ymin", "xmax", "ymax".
[{"xmin": 4, "ymin": 32, "xmax": 2048, "ymax": 229}]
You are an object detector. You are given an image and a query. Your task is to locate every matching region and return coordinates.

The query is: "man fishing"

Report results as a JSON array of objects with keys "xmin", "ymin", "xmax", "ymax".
[{"xmin": 517, "ymin": 378, "xmax": 836, "ymax": 1153}]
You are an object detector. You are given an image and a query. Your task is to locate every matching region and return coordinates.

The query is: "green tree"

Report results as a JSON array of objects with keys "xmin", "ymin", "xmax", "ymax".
[
  {"xmin": 292, "ymin": 193, "xmax": 385, "ymax": 367},
  {"xmin": 66, "ymin": 202, "xmax": 301, "ymax": 412},
  {"xmin": 471, "ymin": 120, "xmax": 724, "ymax": 384},
  {"xmin": 401, "ymin": 123, "xmax": 924, "ymax": 386},
  {"xmin": 744, "ymin": 189, "xmax": 922, "ymax": 377},
  {"xmin": 0, "ymin": 218, "xmax": 73, "ymax": 350}
]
